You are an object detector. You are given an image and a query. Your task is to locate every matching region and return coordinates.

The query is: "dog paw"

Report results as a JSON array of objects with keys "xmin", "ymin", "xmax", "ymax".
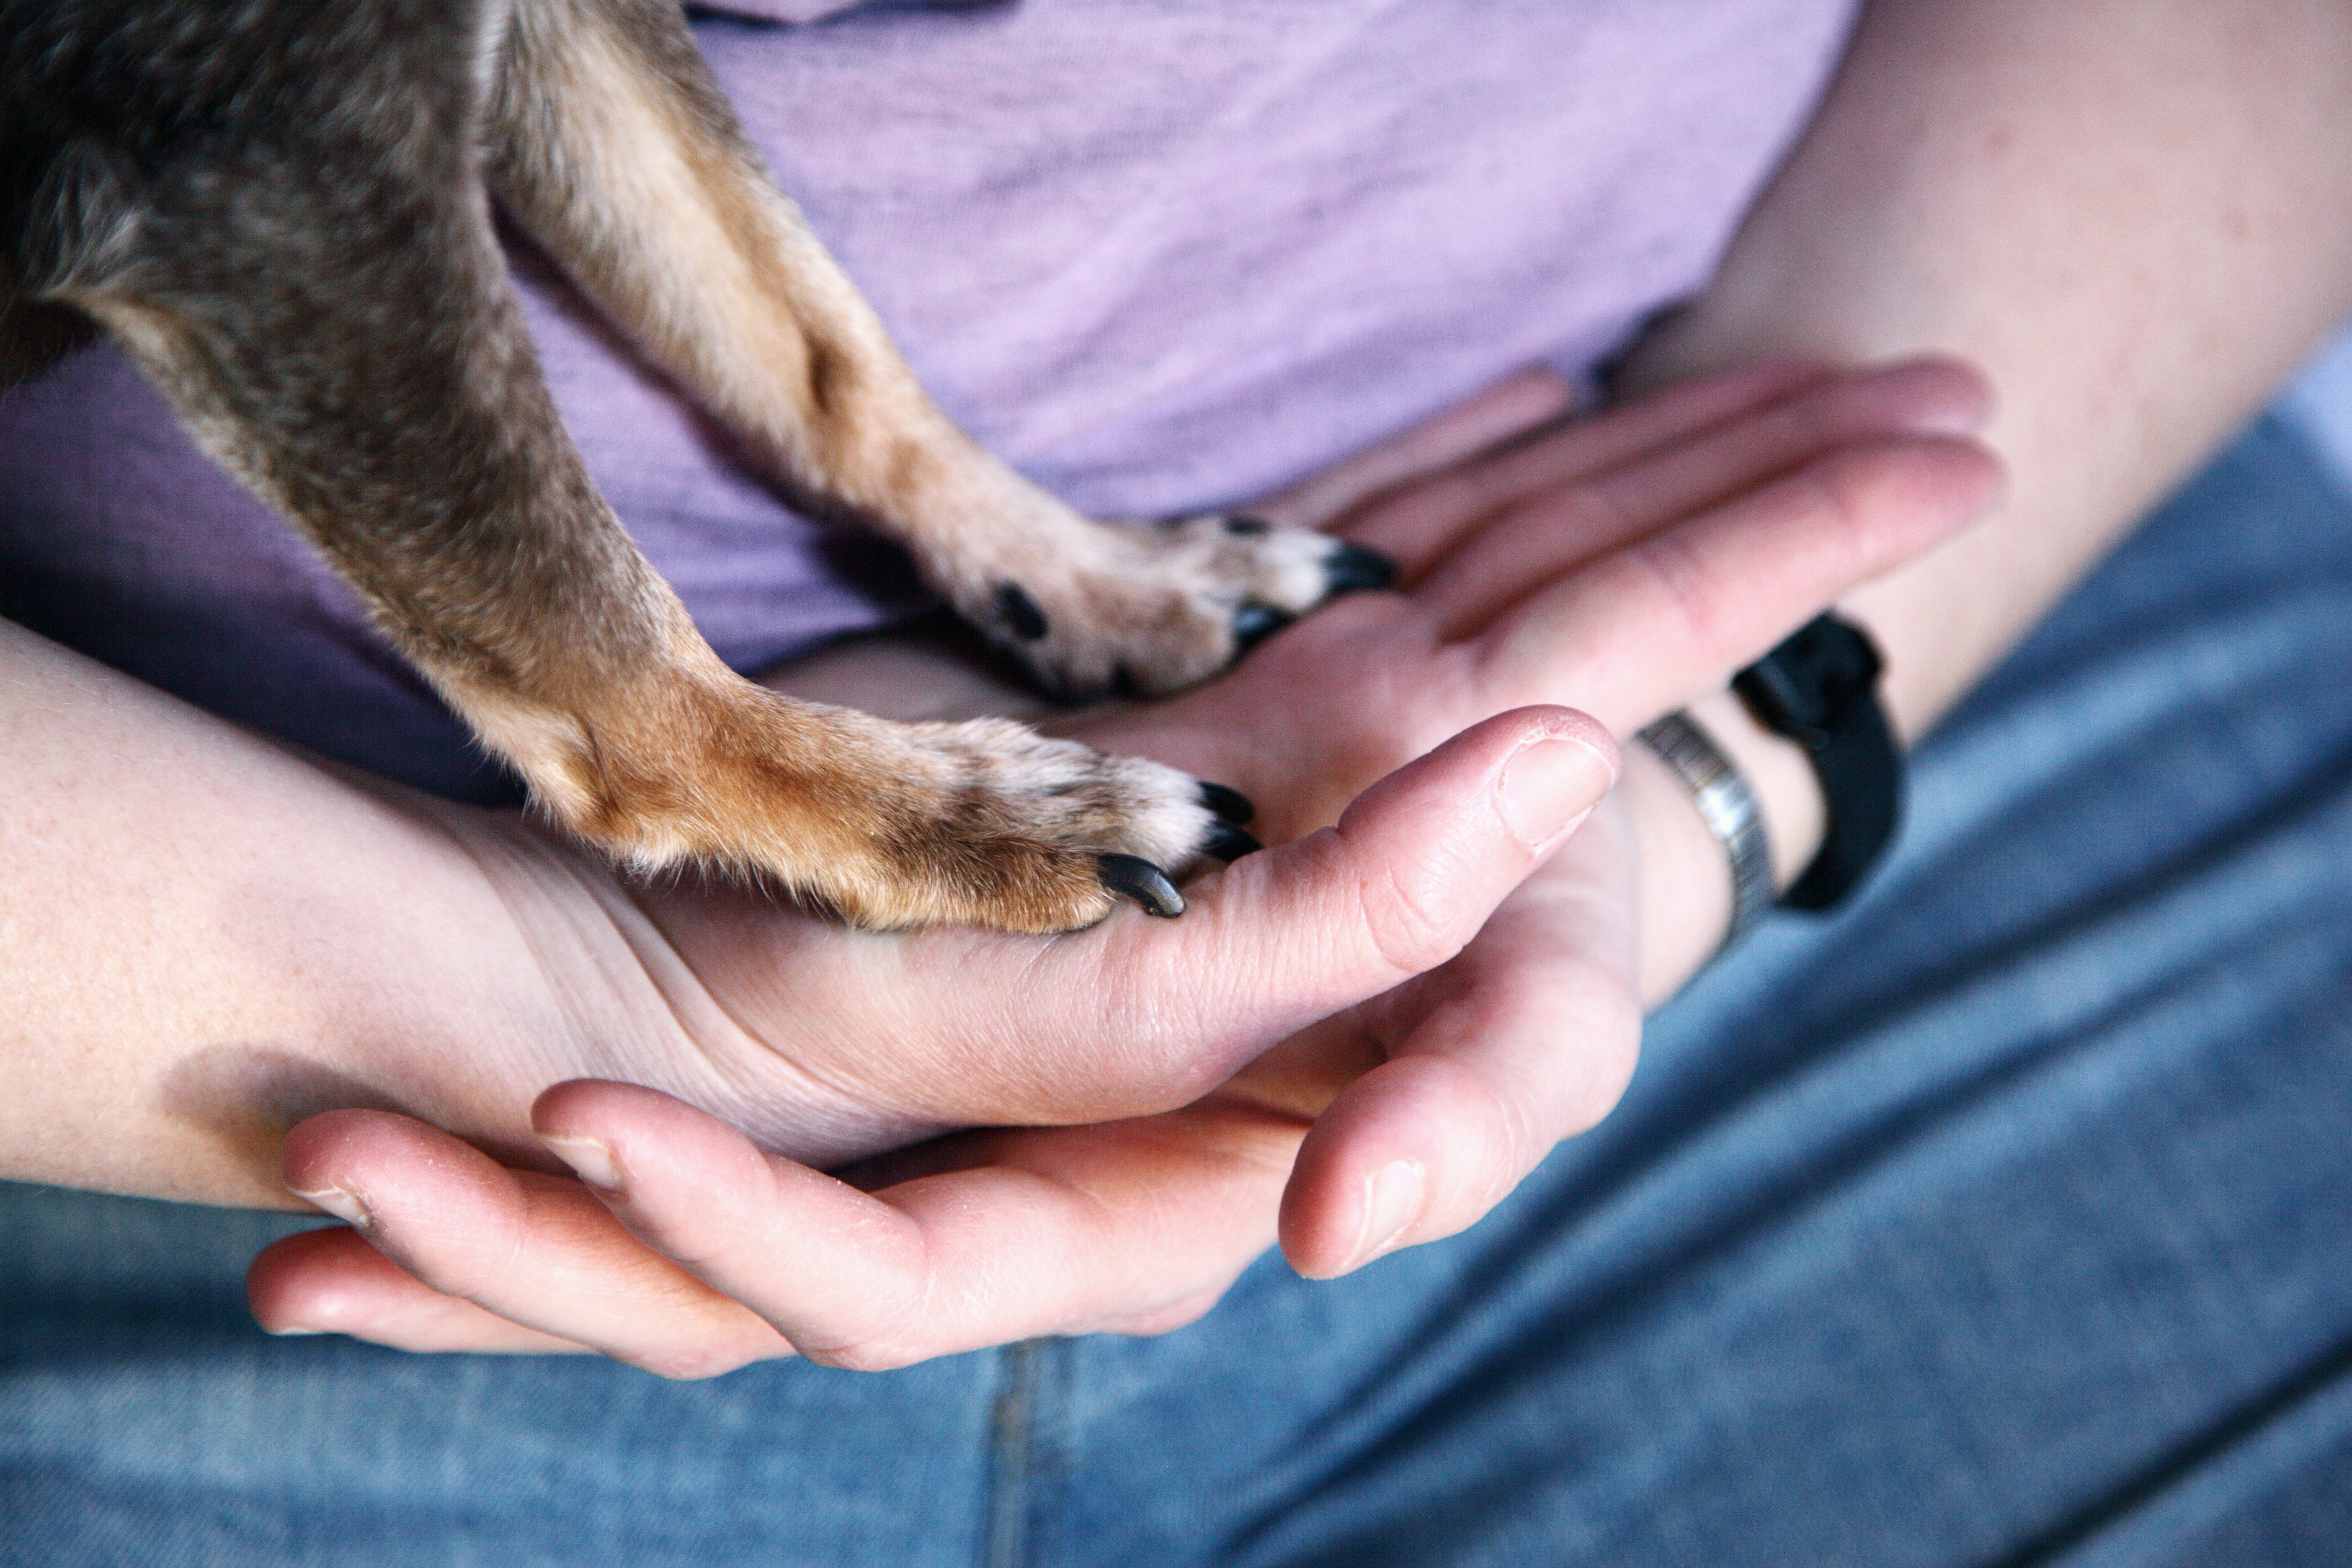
[
  {"xmin": 552, "ymin": 688, "xmax": 1261, "ymax": 933},
  {"xmin": 967, "ymin": 514, "xmax": 1393, "ymax": 696},
  {"xmin": 833, "ymin": 714, "xmax": 1262, "ymax": 930}
]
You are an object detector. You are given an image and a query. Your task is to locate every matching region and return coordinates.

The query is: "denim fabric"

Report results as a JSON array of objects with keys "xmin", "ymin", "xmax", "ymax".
[{"xmin": 7, "ymin": 413, "xmax": 2352, "ymax": 1564}]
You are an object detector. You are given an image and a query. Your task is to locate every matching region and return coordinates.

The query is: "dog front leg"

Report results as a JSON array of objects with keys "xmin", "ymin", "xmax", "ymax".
[
  {"xmin": 44, "ymin": 77, "xmax": 1235, "ymax": 928},
  {"xmin": 486, "ymin": 0, "xmax": 1390, "ymax": 698}
]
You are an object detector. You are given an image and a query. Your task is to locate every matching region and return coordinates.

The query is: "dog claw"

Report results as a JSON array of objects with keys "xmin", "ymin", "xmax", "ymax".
[
  {"xmin": 992, "ymin": 580, "xmax": 1049, "ymax": 641},
  {"xmin": 1233, "ymin": 603, "xmax": 1295, "ymax": 653},
  {"xmin": 1197, "ymin": 781, "xmax": 1256, "ymax": 823},
  {"xmin": 1202, "ymin": 820, "xmax": 1263, "ymax": 863},
  {"xmin": 1098, "ymin": 854, "xmax": 1185, "ymax": 918},
  {"xmin": 1322, "ymin": 541, "xmax": 1396, "ymax": 596}
]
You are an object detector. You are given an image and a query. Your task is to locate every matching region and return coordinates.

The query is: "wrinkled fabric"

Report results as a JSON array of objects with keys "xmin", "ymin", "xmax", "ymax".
[
  {"xmin": 20, "ymin": 7, "xmax": 2352, "ymax": 1563},
  {"xmin": 0, "ymin": 0, "xmax": 1857, "ymax": 798},
  {"xmin": 6, "ymin": 410, "xmax": 2352, "ymax": 1565}
]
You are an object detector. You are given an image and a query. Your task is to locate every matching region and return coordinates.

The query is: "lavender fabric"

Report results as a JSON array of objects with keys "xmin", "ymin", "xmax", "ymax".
[{"xmin": 0, "ymin": 0, "xmax": 1858, "ymax": 800}]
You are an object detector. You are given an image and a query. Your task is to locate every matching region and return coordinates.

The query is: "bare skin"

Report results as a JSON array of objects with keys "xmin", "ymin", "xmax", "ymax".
[
  {"xmin": 2, "ymin": 0, "xmax": 1379, "ymax": 933},
  {"xmin": 8, "ymin": 0, "xmax": 2350, "ymax": 1370},
  {"xmin": 3, "ymin": 357, "xmax": 1995, "ymax": 1387},
  {"xmin": 0, "ymin": 355, "xmax": 1984, "ymax": 1189},
  {"xmin": 228, "ymin": 0, "xmax": 2352, "ymax": 1367},
  {"xmin": 219, "ymin": 359, "xmax": 1999, "ymax": 1370}
]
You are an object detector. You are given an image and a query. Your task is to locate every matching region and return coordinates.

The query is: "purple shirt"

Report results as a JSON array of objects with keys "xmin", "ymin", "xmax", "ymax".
[{"xmin": 0, "ymin": 0, "xmax": 1857, "ymax": 800}]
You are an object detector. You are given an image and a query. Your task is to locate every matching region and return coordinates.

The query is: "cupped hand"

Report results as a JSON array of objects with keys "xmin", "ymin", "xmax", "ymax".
[{"xmin": 250, "ymin": 358, "xmax": 2000, "ymax": 1371}]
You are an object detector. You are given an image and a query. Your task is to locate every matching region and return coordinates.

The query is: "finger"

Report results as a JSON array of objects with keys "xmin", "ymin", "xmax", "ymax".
[
  {"xmin": 276, "ymin": 1109, "xmax": 797, "ymax": 1377},
  {"xmin": 248, "ymin": 1225, "xmax": 595, "ymax": 1355},
  {"xmin": 1468, "ymin": 432, "xmax": 2005, "ymax": 733},
  {"xmin": 1418, "ymin": 357, "xmax": 1994, "ymax": 640},
  {"xmin": 1062, "ymin": 706, "xmax": 1622, "ymax": 1119},
  {"xmin": 785, "ymin": 703, "xmax": 1622, "ymax": 1132},
  {"xmin": 1279, "ymin": 824, "xmax": 1641, "ymax": 1278},
  {"xmin": 535, "ymin": 1081, "xmax": 1298, "ymax": 1369},
  {"xmin": 1251, "ymin": 367, "xmax": 1576, "ymax": 532},
  {"xmin": 1342, "ymin": 361, "xmax": 1830, "ymax": 578}
]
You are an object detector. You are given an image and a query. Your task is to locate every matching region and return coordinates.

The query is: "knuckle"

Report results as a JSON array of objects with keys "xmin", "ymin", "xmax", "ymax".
[
  {"xmin": 792, "ymin": 1277, "xmax": 941, "ymax": 1374},
  {"xmin": 393, "ymin": 1200, "xmax": 529, "ymax": 1306},
  {"xmin": 803, "ymin": 1331, "xmax": 929, "ymax": 1374},
  {"xmin": 1106, "ymin": 1288, "xmax": 1228, "ymax": 1338},
  {"xmin": 1623, "ymin": 528, "xmax": 1727, "ymax": 659},
  {"xmin": 1440, "ymin": 467, "xmax": 1504, "ymax": 516},
  {"xmin": 1548, "ymin": 985, "xmax": 1643, "ymax": 1137},
  {"xmin": 1359, "ymin": 859, "xmax": 1465, "ymax": 978},
  {"xmin": 633, "ymin": 1343, "xmax": 759, "ymax": 1382},
  {"xmin": 1783, "ymin": 383, "xmax": 1846, "ymax": 447},
  {"xmin": 1801, "ymin": 448, "xmax": 1891, "ymax": 567},
  {"xmin": 1559, "ymin": 1026, "xmax": 1640, "ymax": 1136},
  {"xmin": 1556, "ymin": 477, "xmax": 1629, "ymax": 541}
]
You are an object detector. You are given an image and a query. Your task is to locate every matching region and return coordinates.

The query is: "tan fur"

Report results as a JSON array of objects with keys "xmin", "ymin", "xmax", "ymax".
[
  {"xmin": 3, "ymin": 0, "xmax": 1371, "ymax": 930},
  {"xmin": 484, "ymin": 0, "xmax": 1360, "ymax": 696}
]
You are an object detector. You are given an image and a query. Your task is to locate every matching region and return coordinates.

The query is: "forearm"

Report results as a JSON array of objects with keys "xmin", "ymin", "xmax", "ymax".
[
  {"xmin": 0, "ymin": 618, "xmax": 669, "ymax": 1207},
  {"xmin": 1624, "ymin": 0, "xmax": 2352, "ymax": 993}
]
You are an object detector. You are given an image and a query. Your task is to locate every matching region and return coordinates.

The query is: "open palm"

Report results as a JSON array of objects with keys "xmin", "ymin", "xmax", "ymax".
[{"xmin": 250, "ymin": 358, "xmax": 1997, "ymax": 1373}]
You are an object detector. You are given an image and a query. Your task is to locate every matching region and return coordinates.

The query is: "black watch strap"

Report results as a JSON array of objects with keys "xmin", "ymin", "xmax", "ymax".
[{"xmin": 1730, "ymin": 612, "xmax": 1900, "ymax": 912}]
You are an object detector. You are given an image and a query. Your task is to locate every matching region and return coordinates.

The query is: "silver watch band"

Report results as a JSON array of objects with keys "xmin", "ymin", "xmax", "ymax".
[{"xmin": 1638, "ymin": 710, "xmax": 1776, "ymax": 953}]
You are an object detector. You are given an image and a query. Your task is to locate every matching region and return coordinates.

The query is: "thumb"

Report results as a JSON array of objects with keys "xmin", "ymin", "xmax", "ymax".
[{"xmin": 1096, "ymin": 706, "xmax": 1617, "ymax": 1106}]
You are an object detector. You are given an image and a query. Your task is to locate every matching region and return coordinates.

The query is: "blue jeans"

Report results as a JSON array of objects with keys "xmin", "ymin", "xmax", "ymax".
[{"xmin": 6, "ymin": 415, "xmax": 2352, "ymax": 1566}]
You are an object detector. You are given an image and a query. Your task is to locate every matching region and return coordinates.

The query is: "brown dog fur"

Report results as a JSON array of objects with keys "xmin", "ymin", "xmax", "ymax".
[{"xmin": 0, "ymin": 0, "xmax": 1385, "ymax": 930}]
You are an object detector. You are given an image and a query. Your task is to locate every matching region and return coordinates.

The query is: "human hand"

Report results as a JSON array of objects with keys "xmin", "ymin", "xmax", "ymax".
[
  {"xmin": 251, "ymin": 706, "xmax": 1615, "ymax": 1369},
  {"xmin": 250, "ymin": 358, "xmax": 1999, "ymax": 1369},
  {"xmin": 1058, "ymin": 354, "xmax": 2000, "ymax": 1274}
]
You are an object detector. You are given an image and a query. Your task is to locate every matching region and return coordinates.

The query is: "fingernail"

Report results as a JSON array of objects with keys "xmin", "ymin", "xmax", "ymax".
[
  {"xmin": 542, "ymin": 1134, "xmax": 623, "ymax": 1195},
  {"xmin": 266, "ymin": 1325, "xmax": 326, "ymax": 1337},
  {"xmin": 288, "ymin": 1186, "xmax": 370, "ymax": 1230},
  {"xmin": 1497, "ymin": 735, "xmax": 1613, "ymax": 851},
  {"xmin": 1344, "ymin": 1159, "xmax": 1425, "ymax": 1273}
]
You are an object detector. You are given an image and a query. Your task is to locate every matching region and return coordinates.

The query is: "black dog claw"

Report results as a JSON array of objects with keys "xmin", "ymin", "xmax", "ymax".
[
  {"xmin": 1323, "ymin": 541, "xmax": 1397, "ymax": 595},
  {"xmin": 991, "ymin": 580, "xmax": 1049, "ymax": 641},
  {"xmin": 1098, "ymin": 854, "xmax": 1185, "ymax": 918},
  {"xmin": 1197, "ymin": 781, "xmax": 1256, "ymax": 823},
  {"xmin": 1202, "ymin": 820, "xmax": 1264, "ymax": 863},
  {"xmin": 1232, "ymin": 603, "xmax": 1296, "ymax": 653}
]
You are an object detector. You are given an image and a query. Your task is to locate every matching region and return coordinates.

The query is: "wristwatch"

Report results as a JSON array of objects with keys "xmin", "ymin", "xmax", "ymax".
[{"xmin": 1731, "ymin": 612, "xmax": 1901, "ymax": 911}]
